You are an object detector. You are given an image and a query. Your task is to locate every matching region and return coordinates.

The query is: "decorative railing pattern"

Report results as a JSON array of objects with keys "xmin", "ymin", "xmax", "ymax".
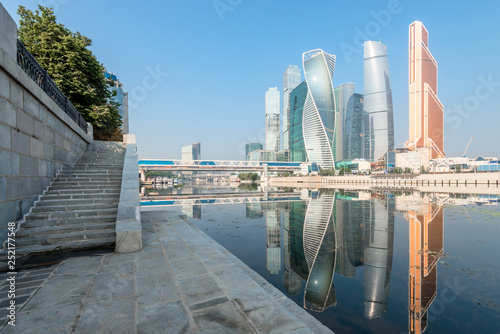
[{"xmin": 16, "ymin": 40, "xmax": 88, "ymax": 133}]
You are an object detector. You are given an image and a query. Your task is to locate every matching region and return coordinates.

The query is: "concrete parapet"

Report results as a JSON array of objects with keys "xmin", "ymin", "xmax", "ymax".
[{"xmin": 115, "ymin": 134, "xmax": 142, "ymax": 253}]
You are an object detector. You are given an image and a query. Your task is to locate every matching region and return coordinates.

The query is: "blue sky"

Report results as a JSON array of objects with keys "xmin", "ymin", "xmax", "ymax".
[{"xmin": 3, "ymin": 0, "xmax": 500, "ymax": 160}]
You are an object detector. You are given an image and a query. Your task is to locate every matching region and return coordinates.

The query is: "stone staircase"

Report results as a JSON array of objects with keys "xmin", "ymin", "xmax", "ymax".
[{"xmin": 1, "ymin": 141, "xmax": 126, "ymax": 264}]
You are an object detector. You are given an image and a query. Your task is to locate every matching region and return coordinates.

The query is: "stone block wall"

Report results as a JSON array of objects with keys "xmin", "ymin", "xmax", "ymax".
[{"xmin": 0, "ymin": 4, "xmax": 93, "ymax": 241}]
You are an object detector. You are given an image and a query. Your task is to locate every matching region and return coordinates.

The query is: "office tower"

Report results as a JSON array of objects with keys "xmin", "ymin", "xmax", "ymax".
[
  {"xmin": 283, "ymin": 65, "xmax": 302, "ymax": 151},
  {"xmin": 265, "ymin": 87, "xmax": 280, "ymax": 152},
  {"xmin": 406, "ymin": 21, "xmax": 445, "ymax": 159},
  {"xmin": 105, "ymin": 72, "xmax": 129, "ymax": 134},
  {"xmin": 181, "ymin": 142, "xmax": 201, "ymax": 161},
  {"xmin": 363, "ymin": 41, "xmax": 394, "ymax": 162},
  {"xmin": 245, "ymin": 142, "xmax": 263, "ymax": 161},
  {"xmin": 344, "ymin": 93, "xmax": 365, "ymax": 160},
  {"xmin": 302, "ymin": 49, "xmax": 337, "ymax": 168},
  {"xmin": 333, "ymin": 83, "xmax": 355, "ymax": 162},
  {"xmin": 266, "ymin": 210, "xmax": 281, "ymax": 275},
  {"xmin": 289, "ymin": 81, "xmax": 309, "ymax": 162}
]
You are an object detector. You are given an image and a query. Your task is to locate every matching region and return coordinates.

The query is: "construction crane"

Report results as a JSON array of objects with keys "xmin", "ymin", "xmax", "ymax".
[{"xmin": 463, "ymin": 136, "xmax": 473, "ymax": 157}]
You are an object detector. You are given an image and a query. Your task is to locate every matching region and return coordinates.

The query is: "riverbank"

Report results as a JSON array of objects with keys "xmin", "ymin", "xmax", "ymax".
[{"xmin": 269, "ymin": 172, "xmax": 500, "ymax": 195}]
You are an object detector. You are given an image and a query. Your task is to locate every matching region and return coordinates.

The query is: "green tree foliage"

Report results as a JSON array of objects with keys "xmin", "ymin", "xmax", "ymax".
[
  {"xmin": 319, "ymin": 168, "xmax": 336, "ymax": 176},
  {"xmin": 238, "ymin": 173, "xmax": 259, "ymax": 181},
  {"xmin": 17, "ymin": 5, "xmax": 122, "ymax": 140}
]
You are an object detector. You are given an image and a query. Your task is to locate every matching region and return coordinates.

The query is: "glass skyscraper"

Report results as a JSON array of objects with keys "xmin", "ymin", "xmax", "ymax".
[
  {"xmin": 407, "ymin": 21, "xmax": 444, "ymax": 159},
  {"xmin": 245, "ymin": 142, "xmax": 263, "ymax": 161},
  {"xmin": 105, "ymin": 72, "xmax": 129, "ymax": 134},
  {"xmin": 363, "ymin": 41, "xmax": 394, "ymax": 162},
  {"xmin": 181, "ymin": 142, "xmax": 201, "ymax": 161},
  {"xmin": 333, "ymin": 83, "xmax": 356, "ymax": 162},
  {"xmin": 265, "ymin": 87, "xmax": 280, "ymax": 152},
  {"xmin": 289, "ymin": 81, "xmax": 308, "ymax": 162},
  {"xmin": 282, "ymin": 65, "xmax": 302, "ymax": 151},
  {"xmin": 302, "ymin": 49, "xmax": 337, "ymax": 168},
  {"xmin": 344, "ymin": 93, "xmax": 365, "ymax": 160}
]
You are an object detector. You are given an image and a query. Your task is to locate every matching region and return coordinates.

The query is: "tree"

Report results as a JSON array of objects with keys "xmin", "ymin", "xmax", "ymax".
[
  {"xmin": 319, "ymin": 168, "xmax": 336, "ymax": 176},
  {"xmin": 17, "ymin": 5, "xmax": 122, "ymax": 140},
  {"xmin": 394, "ymin": 167, "xmax": 403, "ymax": 174}
]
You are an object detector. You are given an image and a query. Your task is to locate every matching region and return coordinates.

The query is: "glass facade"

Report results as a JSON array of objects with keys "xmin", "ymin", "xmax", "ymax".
[
  {"xmin": 363, "ymin": 41, "xmax": 394, "ymax": 162},
  {"xmin": 265, "ymin": 87, "xmax": 280, "ymax": 152},
  {"xmin": 283, "ymin": 65, "xmax": 302, "ymax": 151},
  {"xmin": 407, "ymin": 21, "xmax": 444, "ymax": 159},
  {"xmin": 333, "ymin": 83, "xmax": 356, "ymax": 162},
  {"xmin": 245, "ymin": 142, "xmax": 263, "ymax": 161},
  {"xmin": 344, "ymin": 93, "xmax": 365, "ymax": 160},
  {"xmin": 105, "ymin": 72, "xmax": 128, "ymax": 134},
  {"xmin": 181, "ymin": 142, "xmax": 201, "ymax": 161},
  {"xmin": 289, "ymin": 81, "xmax": 308, "ymax": 162},
  {"xmin": 302, "ymin": 49, "xmax": 337, "ymax": 168}
]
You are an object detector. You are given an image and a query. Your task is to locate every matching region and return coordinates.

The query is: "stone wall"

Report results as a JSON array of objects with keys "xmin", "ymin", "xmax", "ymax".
[{"xmin": 0, "ymin": 4, "xmax": 93, "ymax": 241}]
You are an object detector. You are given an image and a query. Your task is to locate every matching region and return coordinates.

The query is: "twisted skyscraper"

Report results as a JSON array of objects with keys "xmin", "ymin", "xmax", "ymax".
[{"xmin": 302, "ymin": 49, "xmax": 337, "ymax": 168}]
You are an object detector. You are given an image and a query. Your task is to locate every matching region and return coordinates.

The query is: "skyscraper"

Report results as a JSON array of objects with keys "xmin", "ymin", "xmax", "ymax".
[
  {"xmin": 406, "ymin": 21, "xmax": 445, "ymax": 159},
  {"xmin": 105, "ymin": 72, "xmax": 129, "ymax": 134},
  {"xmin": 302, "ymin": 49, "xmax": 337, "ymax": 168},
  {"xmin": 344, "ymin": 93, "xmax": 365, "ymax": 160},
  {"xmin": 289, "ymin": 81, "xmax": 308, "ymax": 162},
  {"xmin": 265, "ymin": 87, "xmax": 280, "ymax": 152},
  {"xmin": 245, "ymin": 142, "xmax": 263, "ymax": 161},
  {"xmin": 363, "ymin": 41, "xmax": 394, "ymax": 162},
  {"xmin": 333, "ymin": 83, "xmax": 356, "ymax": 162},
  {"xmin": 283, "ymin": 65, "xmax": 302, "ymax": 151},
  {"xmin": 181, "ymin": 142, "xmax": 201, "ymax": 161}
]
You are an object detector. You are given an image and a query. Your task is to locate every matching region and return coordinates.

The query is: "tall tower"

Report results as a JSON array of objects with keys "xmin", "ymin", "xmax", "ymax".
[
  {"xmin": 265, "ymin": 87, "xmax": 280, "ymax": 152},
  {"xmin": 407, "ymin": 21, "xmax": 445, "ymax": 159},
  {"xmin": 334, "ymin": 83, "xmax": 356, "ymax": 162},
  {"xmin": 283, "ymin": 66, "xmax": 302, "ymax": 151},
  {"xmin": 363, "ymin": 41, "xmax": 394, "ymax": 162},
  {"xmin": 302, "ymin": 49, "xmax": 337, "ymax": 168}
]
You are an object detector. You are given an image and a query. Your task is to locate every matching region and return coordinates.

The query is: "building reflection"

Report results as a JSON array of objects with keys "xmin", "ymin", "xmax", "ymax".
[
  {"xmin": 398, "ymin": 193, "xmax": 443, "ymax": 334},
  {"xmin": 280, "ymin": 190, "xmax": 395, "ymax": 314}
]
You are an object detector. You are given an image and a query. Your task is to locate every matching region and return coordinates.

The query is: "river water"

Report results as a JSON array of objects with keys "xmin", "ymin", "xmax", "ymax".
[{"xmin": 141, "ymin": 184, "xmax": 500, "ymax": 333}]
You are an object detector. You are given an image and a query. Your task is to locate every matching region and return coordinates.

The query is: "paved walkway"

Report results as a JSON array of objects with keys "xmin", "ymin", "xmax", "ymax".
[{"xmin": 0, "ymin": 211, "xmax": 332, "ymax": 333}]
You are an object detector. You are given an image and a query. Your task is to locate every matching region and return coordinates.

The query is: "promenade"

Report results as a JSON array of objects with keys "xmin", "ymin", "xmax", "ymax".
[{"xmin": 0, "ymin": 211, "xmax": 332, "ymax": 334}]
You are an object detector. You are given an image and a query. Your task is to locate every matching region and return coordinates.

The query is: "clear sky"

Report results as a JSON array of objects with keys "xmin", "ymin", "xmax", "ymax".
[{"xmin": 3, "ymin": 0, "xmax": 500, "ymax": 160}]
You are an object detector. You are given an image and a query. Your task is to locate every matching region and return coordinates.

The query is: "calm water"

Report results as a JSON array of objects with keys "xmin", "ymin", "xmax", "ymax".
[{"xmin": 142, "ymin": 186, "xmax": 500, "ymax": 333}]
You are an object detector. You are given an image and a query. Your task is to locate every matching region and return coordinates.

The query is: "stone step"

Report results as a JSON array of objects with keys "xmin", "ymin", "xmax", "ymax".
[
  {"xmin": 56, "ymin": 177, "xmax": 123, "ymax": 182},
  {"xmin": 48, "ymin": 184, "xmax": 122, "ymax": 190},
  {"xmin": 39, "ymin": 193, "xmax": 120, "ymax": 202},
  {"xmin": 15, "ymin": 222, "xmax": 115, "ymax": 238},
  {"xmin": 26, "ymin": 208, "xmax": 118, "ymax": 220},
  {"xmin": 7, "ymin": 236, "xmax": 116, "ymax": 257},
  {"xmin": 36, "ymin": 197, "xmax": 119, "ymax": 207},
  {"xmin": 45, "ymin": 189, "xmax": 121, "ymax": 196},
  {"xmin": 71, "ymin": 167, "xmax": 124, "ymax": 170},
  {"xmin": 32, "ymin": 202, "xmax": 117, "ymax": 213},
  {"xmin": 58, "ymin": 172, "xmax": 123, "ymax": 177},
  {"xmin": 20, "ymin": 215, "xmax": 117, "ymax": 229},
  {"xmin": 50, "ymin": 180, "xmax": 123, "ymax": 186},
  {"xmin": 15, "ymin": 229, "xmax": 115, "ymax": 247}
]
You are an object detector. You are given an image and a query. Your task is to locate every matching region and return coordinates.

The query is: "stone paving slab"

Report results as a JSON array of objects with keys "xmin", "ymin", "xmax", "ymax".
[{"xmin": 0, "ymin": 210, "xmax": 333, "ymax": 333}]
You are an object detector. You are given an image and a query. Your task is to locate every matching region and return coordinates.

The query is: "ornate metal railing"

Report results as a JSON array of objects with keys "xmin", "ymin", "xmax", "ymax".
[{"xmin": 16, "ymin": 40, "xmax": 88, "ymax": 133}]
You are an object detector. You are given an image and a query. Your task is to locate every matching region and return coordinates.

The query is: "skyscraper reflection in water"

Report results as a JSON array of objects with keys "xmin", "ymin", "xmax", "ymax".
[
  {"xmin": 399, "ymin": 193, "xmax": 444, "ymax": 334},
  {"xmin": 284, "ymin": 190, "xmax": 395, "ymax": 314}
]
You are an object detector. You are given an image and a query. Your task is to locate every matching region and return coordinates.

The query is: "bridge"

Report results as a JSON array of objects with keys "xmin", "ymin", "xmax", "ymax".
[{"xmin": 138, "ymin": 159, "xmax": 304, "ymax": 180}]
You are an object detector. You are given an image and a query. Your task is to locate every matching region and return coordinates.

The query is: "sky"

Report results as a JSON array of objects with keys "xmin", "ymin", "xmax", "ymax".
[{"xmin": 2, "ymin": 0, "xmax": 500, "ymax": 160}]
